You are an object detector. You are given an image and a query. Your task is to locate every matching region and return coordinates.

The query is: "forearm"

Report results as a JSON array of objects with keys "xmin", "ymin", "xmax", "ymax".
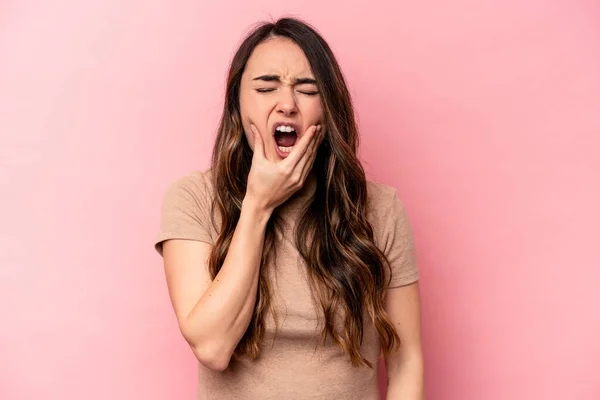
[
  {"xmin": 183, "ymin": 199, "xmax": 272, "ymax": 366},
  {"xmin": 386, "ymin": 355, "xmax": 424, "ymax": 399}
]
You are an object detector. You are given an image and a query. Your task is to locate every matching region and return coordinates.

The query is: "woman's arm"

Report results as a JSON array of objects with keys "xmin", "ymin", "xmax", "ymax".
[
  {"xmin": 384, "ymin": 282, "xmax": 424, "ymax": 399},
  {"xmin": 161, "ymin": 124, "xmax": 323, "ymax": 372},
  {"xmin": 162, "ymin": 199, "xmax": 271, "ymax": 372}
]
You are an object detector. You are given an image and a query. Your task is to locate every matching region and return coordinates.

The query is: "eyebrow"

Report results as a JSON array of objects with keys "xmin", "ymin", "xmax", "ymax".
[{"xmin": 252, "ymin": 75, "xmax": 317, "ymax": 85}]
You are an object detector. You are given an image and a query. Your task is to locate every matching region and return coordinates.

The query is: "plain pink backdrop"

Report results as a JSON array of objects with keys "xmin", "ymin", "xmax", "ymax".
[{"xmin": 1, "ymin": 1, "xmax": 599, "ymax": 399}]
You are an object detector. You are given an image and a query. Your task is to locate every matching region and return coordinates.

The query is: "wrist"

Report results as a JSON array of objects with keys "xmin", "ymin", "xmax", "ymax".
[{"xmin": 241, "ymin": 197, "xmax": 273, "ymax": 223}]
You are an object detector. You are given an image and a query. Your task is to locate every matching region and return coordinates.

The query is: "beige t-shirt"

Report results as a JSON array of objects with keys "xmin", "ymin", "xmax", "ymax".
[{"xmin": 155, "ymin": 169, "xmax": 419, "ymax": 400}]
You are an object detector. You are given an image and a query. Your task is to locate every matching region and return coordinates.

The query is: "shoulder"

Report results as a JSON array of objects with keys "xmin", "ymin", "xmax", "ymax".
[
  {"xmin": 159, "ymin": 168, "xmax": 217, "ymax": 218},
  {"xmin": 366, "ymin": 179, "xmax": 403, "ymax": 220},
  {"xmin": 155, "ymin": 168, "xmax": 218, "ymax": 254},
  {"xmin": 166, "ymin": 168, "xmax": 214, "ymax": 193},
  {"xmin": 366, "ymin": 179, "xmax": 398, "ymax": 203},
  {"xmin": 365, "ymin": 179, "xmax": 413, "ymax": 244},
  {"xmin": 162, "ymin": 168, "xmax": 215, "ymax": 203}
]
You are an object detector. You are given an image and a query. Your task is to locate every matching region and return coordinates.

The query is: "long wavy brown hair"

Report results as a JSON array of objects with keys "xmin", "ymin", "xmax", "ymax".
[{"xmin": 208, "ymin": 17, "xmax": 399, "ymax": 368}]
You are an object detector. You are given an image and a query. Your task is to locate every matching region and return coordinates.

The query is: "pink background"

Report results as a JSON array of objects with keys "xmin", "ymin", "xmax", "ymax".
[{"xmin": 1, "ymin": 1, "xmax": 599, "ymax": 399}]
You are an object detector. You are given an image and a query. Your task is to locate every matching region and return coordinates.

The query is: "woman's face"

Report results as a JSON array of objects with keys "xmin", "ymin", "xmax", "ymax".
[{"xmin": 239, "ymin": 36, "xmax": 324, "ymax": 162}]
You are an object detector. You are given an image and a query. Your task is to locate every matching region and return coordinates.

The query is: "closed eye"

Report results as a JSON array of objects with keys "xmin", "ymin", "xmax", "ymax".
[{"xmin": 255, "ymin": 88, "xmax": 319, "ymax": 96}]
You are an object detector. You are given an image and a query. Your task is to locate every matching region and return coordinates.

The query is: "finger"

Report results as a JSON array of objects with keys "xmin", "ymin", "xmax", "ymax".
[
  {"xmin": 281, "ymin": 125, "xmax": 317, "ymax": 167},
  {"xmin": 296, "ymin": 125, "xmax": 322, "ymax": 170},
  {"xmin": 311, "ymin": 125, "xmax": 325, "ymax": 153},
  {"xmin": 303, "ymin": 125, "xmax": 323, "ymax": 165},
  {"xmin": 250, "ymin": 124, "xmax": 266, "ymax": 160},
  {"xmin": 298, "ymin": 125, "xmax": 323, "ymax": 178}
]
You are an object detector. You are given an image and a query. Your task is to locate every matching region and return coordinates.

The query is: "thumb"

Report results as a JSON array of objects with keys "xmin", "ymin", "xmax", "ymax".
[{"xmin": 250, "ymin": 125, "xmax": 265, "ymax": 159}]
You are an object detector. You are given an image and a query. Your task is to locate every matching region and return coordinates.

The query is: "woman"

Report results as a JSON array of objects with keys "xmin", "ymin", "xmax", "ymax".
[{"xmin": 155, "ymin": 17, "xmax": 423, "ymax": 399}]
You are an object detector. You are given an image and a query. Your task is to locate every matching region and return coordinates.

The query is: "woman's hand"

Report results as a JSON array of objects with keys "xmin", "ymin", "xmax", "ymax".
[{"xmin": 245, "ymin": 124, "xmax": 323, "ymax": 212}]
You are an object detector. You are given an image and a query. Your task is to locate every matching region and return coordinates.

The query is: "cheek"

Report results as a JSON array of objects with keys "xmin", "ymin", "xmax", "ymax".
[
  {"xmin": 238, "ymin": 94, "xmax": 256, "ymax": 147},
  {"xmin": 243, "ymin": 128, "xmax": 254, "ymax": 150},
  {"xmin": 304, "ymin": 97, "xmax": 324, "ymax": 122},
  {"xmin": 240, "ymin": 92, "xmax": 270, "ymax": 126},
  {"xmin": 238, "ymin": 90, "xmax": 251, "ymax": 121}
]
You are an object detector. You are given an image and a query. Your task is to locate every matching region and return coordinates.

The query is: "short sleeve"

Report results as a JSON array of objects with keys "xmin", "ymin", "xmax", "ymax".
[
  {"xmin": 382, "ymin": 191, "xmax": 419, "ymax": 288},
  {"xmin": 154, "ymin": 172, "xmax": 215, "ymax": 256}
]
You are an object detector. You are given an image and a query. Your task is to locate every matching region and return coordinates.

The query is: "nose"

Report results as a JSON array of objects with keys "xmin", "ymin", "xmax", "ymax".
[{"xmin": 275, "ymin": 88, "xmax": 298, "ymax": 116}]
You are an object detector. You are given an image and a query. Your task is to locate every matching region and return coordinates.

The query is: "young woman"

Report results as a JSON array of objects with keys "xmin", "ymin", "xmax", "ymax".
[{"xmin": 155, "ymin": 17, "xmax": 424, "ymax": 399}]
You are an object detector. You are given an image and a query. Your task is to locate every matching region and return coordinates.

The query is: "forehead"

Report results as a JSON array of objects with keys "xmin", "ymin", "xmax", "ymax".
[{"xmin": 245, "ymin": 37, "xmax": 314, "ymax": 78}]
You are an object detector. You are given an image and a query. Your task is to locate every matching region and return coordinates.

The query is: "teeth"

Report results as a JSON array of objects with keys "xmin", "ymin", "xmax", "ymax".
[
  {"xmin": 276, "ymin": 125, "xmax": 295, "ymax": 133},
  {"xmin": 278, "ymin": 145, "xmax": 293, "ymax": 153}
]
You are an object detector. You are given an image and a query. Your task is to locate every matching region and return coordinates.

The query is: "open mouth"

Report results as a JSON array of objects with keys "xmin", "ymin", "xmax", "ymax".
[{"xmin": 274, "ymin": 124, "xmax": 298, "ymax": 155}]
